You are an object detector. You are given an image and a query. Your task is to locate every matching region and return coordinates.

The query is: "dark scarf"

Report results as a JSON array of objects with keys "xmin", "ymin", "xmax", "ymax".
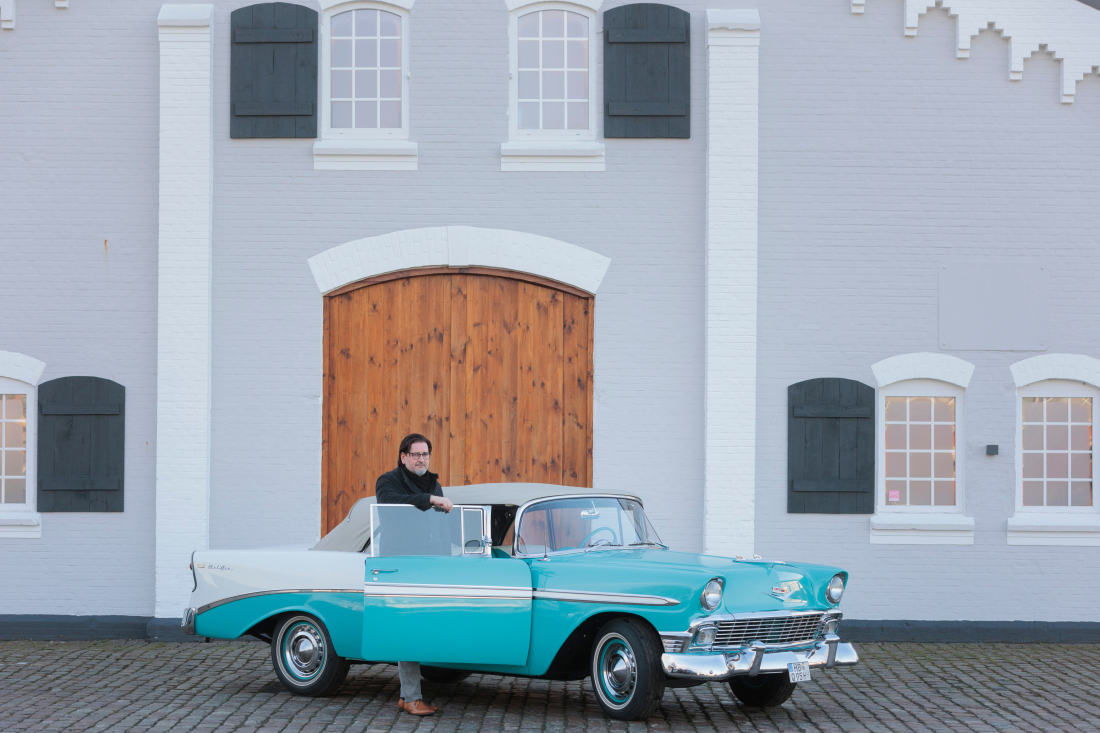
[{"xmin": 399, "ymin": 462, "xmax": 437, "ymax": 493}]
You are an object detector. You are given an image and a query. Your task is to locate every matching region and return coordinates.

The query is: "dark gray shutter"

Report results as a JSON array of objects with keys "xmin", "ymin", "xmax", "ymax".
[
  {"xmin": 231, "ymin": 2, "xmax": 318, "ymax": 139},
  {"xmin": 788, "ymin": 378, "xmax": 874, "ymax": 514},
  {"xmin": 37, "ymin": 377, "xmax": 125, "ymax": 513},
  {"xmin": 603, "ymin": 3, "xmax": 690, "ymax": 139}
]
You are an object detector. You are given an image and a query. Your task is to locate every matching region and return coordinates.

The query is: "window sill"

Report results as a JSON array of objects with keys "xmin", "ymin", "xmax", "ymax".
[
  {"xmin": 1007, "ymin": 512, "xmax": 1100, "ymax": 546},
  {"xmin": 0, "ymin": 510, "xmax": 42, "ymax": 539},
  {"xmin": 313, "ymin": 140, "xmax": 418, "ymax": 171},
  {"xmin": 869, "ymin": 513, "xmax": 974, "ymax": 545},
  {"xmin": 500, "ymin": 141, "xmax": 606, "ymax": 172}
]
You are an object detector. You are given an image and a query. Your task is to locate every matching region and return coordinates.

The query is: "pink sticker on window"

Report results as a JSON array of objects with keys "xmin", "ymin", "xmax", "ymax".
[{"xmin": 888, "ymin": 490, "xmax": 900, "ymax": 503}]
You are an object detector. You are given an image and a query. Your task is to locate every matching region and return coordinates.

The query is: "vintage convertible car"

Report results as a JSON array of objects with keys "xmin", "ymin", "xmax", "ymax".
[{"xmin": 183, "ymin": 484, "xmax": 858, "ymax": 720}]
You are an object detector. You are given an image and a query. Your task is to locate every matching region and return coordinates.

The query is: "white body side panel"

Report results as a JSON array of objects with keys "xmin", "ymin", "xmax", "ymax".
[{"xmin": 188, "ymin": 550, "xmax": 365, "ymax": 612}]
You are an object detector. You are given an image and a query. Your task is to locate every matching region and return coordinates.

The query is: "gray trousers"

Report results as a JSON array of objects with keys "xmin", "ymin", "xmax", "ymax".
[{"xmin": 398, "ymin": 661, "xmax": 422, "ymax": 702}]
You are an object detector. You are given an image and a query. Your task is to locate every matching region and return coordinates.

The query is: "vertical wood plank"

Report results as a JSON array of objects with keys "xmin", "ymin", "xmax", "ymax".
[
  {"xmin": 586, "ymin": 298, "xmax": 594, "ymax": 487},
  {"xmin": 364, "ymin": 283, "xmax": 388, "ymax": 497},
  {"xmin": 322, "ymin": 295, "xmax": 334, "ymax": 531},
  {"xmin": 562, "ymin": 294, "xmax": 589, "ymax": 487},
  {"xmin": 230, "ymin": 6, "xmax": 253, "ymax": 139},
  {"xmin": 296, "ymin": 3, "xmax": 319, "ymax": 138},
  {"xmin": 448, "ymin": 275, "xmax": 468, "ymax": 486},
  {"xmin": 272, "ymin": 1, "xmax": 297, "ymax": 138},
  {"xmin": 253, "ymin": 2, "xmax": 276, "ymax": 138},
  {"xmin": 499, "ymin": 278, "xmax": 519, "ymax": 482}
]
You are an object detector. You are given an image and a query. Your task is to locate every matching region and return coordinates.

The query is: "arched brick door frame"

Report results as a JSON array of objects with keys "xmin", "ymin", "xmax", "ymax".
[{"xmin": 309, "ymin": 228, "xmax": 610, "ymax": 533}]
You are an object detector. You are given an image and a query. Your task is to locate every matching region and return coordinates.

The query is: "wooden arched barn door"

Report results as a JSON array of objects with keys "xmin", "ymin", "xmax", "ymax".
[{"xmin": 322, "ymin": 269, "xmax": 594, "ymax": 533}]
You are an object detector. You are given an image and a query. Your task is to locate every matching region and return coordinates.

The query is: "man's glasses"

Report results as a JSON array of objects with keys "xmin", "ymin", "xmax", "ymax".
[{"xmin": 406, "ymin": 452, "xmax": 430, "ymax": 460}]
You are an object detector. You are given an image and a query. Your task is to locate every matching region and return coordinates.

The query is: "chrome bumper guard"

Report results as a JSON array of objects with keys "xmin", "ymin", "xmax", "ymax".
[
  {"xmin": 181, "ymin": 607, "xmax": 197, "ymax": 635},
  {"xmin": 661, "ymin": 634, "xmax": 858, "ymax": 681}
]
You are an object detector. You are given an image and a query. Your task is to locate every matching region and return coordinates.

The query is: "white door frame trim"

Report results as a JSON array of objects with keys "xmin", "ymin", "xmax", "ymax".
[{"xmin": 307, "ymin": 225, "xmax": 611, "ymax": 295}]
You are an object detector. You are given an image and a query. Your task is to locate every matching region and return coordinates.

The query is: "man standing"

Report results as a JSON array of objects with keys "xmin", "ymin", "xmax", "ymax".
[{"xmin": 374, "ymin": 433, "xmax": 453, "ymax": 716}]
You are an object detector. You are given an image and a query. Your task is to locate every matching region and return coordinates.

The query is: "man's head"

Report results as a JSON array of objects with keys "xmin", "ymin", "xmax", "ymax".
[{"xmin": 399, "ymin": 433, "xmax": 432, "ymax": 476}]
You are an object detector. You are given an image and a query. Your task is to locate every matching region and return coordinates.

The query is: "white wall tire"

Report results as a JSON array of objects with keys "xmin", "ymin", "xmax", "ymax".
[
  {"xmin": 589, "ymin": 618, "xmax": 665, "ymax": 720},
  {"xmin": 271, "ymin": 614, "xmax": 350, "ymax": 697}
]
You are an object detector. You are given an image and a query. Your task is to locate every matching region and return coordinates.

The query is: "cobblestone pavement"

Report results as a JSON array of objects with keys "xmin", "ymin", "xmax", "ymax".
[{"xmin": 1, "ymin": 641, "xmax": 1097, "ymax": 732}]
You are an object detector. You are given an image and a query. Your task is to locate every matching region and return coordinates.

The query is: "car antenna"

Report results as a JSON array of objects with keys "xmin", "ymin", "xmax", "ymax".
[{"xmin": 539, "ymin": 544, "xmax": 549, "ymax": 562}]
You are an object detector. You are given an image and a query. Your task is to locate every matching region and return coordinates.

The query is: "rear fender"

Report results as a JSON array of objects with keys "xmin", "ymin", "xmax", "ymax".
[{"xmin": 194, "ymin": 591, "xmax": 364, "ymax": 658}]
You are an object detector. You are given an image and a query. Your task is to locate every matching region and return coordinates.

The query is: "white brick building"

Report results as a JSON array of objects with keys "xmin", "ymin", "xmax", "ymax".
[{"xmin": 2, "ymin": 0, "xmax": 1099, "ymax": 639}]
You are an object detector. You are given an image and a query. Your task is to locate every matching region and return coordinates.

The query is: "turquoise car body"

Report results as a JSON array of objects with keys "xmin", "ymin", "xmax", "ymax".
[{"xmin": 188, "ymin": 488, "xmax": 850, "ymax": 680}]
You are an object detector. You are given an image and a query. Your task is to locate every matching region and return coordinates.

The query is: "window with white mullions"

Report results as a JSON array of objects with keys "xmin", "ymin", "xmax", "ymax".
[
  {"xmin": 1022, "ymin": 397, "xmax": 1093, "ymax": 507},
  {"xmin": 330, "ymin": 8, "xmax": 402, "ymax": 129},
  {"xmin": 517, "ymin": 9, "xmax": 589, "ymax": 130},
  {"xmin": 1, "ymin": 394, "xmax": 27, "ymax": 505},
  {"xmin": 884, "ymin": 396, "xmax": 957, "ymax": 507}
]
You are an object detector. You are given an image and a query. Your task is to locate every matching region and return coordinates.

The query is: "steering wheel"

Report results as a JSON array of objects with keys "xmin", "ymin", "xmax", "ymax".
[{"xmin": 580, "ymin": 526, "xmax": 618, "ymax": 548}]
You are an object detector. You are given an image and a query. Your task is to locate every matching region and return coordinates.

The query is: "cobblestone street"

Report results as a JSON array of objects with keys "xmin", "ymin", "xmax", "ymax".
[{"xmin": 2, "ymin": 641, "xmax": 1097, "ymax": 732}]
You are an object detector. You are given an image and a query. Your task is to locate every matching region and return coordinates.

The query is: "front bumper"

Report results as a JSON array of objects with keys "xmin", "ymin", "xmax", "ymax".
[{"xmin": 662, "ymin": 634, "xmax": 858, "ymax": 681}]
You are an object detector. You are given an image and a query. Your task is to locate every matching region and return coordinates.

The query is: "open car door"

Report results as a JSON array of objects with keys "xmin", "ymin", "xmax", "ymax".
[{"xmin": 362, "ymin": 504, "xmax": 533, "ymax": 666}]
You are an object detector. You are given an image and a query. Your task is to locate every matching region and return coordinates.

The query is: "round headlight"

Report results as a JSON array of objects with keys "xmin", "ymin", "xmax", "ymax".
[
  {"xmin": 826, "ymin": 574, "xmax": 845, "ymax": 604},
  {"xmin": 701, "ymin": 578, "xmax": 724, "ymax": 611}
]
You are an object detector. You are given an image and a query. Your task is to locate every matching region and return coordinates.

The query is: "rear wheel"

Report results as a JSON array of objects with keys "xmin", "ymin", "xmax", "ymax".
[
  {"xmin": 420, "ymin": 666, "xmax": 473, "ymax": 684},
  {"xmin": 589, "ymin": 618, "xmax": 665, "ymax": 720},
  {"xmin": 271, "ymin": 614, "xmax": 350, "ymax": 696},
  {"xmin": 726, "ymin": 673, "xmax": 796, "ymax": 708}
]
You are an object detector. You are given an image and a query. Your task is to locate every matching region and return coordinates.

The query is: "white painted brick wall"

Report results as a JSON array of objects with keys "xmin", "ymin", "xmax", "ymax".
[
  {"xmin": 4, "ymin": 0, "xmax": 1100, "ymax": 623},
  {"xmin": 155, "ymin": 4, "xmax": 213, "ymax": 619},
  {"xmin": 0, "ymin": 0, "xmax": 160, "ymax": 616},
  {"xmin": 703, "ymin": 10, "xmax": 759, "ymax": 559}
]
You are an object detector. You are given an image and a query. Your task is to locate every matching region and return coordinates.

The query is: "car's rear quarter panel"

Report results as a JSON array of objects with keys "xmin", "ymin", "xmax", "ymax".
[{"xmin": 190, "ymin": 550, "xmax": 366, "ymax": 658}]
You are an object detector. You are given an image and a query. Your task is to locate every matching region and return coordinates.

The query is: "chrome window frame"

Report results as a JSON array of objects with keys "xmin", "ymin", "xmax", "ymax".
[
  {"xmin": 511, "ymin": 493, "xmax": 648, "ymax": 558},
  {"xmin": 370, "ymin": 503, "xmax": 493, "ymax": 558}
]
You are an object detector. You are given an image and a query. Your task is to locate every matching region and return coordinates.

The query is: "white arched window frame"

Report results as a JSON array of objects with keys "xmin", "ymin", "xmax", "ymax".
[
  {"xmin": 314, "ymin": 0, "xmax": 418, "ymax": 171},
  {"xmin": 869, "ymin": 353, "xmax": 974, "ymax": 545},
  {"xmin": 502, "ymin": 0, "xmax": 605, "ymax": 171},
  {"xmin": 0, "ymin": 351, "xmax": 45, "ymax": 539},
  {"xmin": 1007, "ymin": 355, "xmax": 1100, "ymax": 545}
]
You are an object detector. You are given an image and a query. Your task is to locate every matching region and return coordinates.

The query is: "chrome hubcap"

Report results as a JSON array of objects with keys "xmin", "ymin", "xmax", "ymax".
[
  {"xmin": 598, "ymin": 635, "xmax": 636, "ymax": 705},
  {"xmin": 282, "ymin": 621, "xmax": 325, "ymax": 680}
]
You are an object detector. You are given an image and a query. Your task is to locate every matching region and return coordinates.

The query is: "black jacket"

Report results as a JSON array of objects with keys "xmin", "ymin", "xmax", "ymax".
[{"xmin": 375, "ymin": 464, "xmax": 443, "ymax": 511}]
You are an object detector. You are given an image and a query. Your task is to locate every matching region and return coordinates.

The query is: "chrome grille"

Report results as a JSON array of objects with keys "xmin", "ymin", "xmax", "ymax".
[{"xmin": 711, "ymin": 613, "xmax": 825, "ymax": 649}]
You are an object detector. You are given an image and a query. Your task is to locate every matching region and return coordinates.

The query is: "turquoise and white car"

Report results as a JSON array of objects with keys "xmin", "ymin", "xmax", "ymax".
[{"xmin": 183, "ymin": 484, "xmax": 858, "ymax": 720}]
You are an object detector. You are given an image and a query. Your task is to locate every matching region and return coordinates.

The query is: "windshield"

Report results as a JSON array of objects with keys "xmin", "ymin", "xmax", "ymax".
[{"xmin": 515, "ymin": 497, "xmax": 663, "ymax": 555}]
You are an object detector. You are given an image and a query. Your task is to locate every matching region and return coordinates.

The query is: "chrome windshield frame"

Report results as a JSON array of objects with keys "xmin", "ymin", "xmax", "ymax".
[{"xmin": 511, "ymin": 493, "xmax": 652, "ymax": 559}]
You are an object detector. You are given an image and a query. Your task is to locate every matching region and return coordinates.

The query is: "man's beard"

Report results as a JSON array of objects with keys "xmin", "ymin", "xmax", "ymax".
[{"xmin": 412, "ymin": 466, "xmax": 428, "ymax": 476}]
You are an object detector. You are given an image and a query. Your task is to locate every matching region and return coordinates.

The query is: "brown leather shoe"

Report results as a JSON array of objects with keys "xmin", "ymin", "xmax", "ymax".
[{"xmin": 404, "ymin": 699, "xmax": 437, "ymax": 716}]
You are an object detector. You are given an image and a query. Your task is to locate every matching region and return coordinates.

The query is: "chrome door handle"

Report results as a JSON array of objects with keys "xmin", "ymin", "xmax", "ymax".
[{"xmin": 371, "ymin": 569, "xmax": 398, "ymax": 575}]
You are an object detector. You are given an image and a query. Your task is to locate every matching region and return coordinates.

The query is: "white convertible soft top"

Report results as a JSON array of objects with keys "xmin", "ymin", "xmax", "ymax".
[{"xmin": 310, "ymin": 482, "xmax": 638, "ymax": 553}]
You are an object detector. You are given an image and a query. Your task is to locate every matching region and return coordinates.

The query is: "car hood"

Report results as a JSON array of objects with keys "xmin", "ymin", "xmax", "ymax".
[{"xmin": 529, "ymin": 548, "xmax": 845, "ymax": 613}]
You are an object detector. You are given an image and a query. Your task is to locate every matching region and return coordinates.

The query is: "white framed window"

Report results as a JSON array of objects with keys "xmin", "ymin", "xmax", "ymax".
[
  {"xmin": 878, "ymin": 381, "xmax": 966, "ymax": 515},
  {"xmin": 0, "ymin": 351, "xmax": 45, "ymax": 539},
  {"xmin": 869, "ymin": 353, "xmax": 975, "ymax": 545},
  {"xmin": 502, "ymin": 0, "xmax": 605, "ymax": 171},
  {"xmin": 1008, "ymin": 355, "xmax": 1100, "ymax": 545},
  {"xmin": 314, "ymin": 0, "xmax": 418, "ymax": 171},
  {"xmin": 1015, "ymin": 381, "xmax": 1097, "ymax": 513}
]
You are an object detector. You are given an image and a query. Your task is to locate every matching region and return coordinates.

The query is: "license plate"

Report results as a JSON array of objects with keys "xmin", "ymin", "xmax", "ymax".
[{"xmin": 787, "ymin": 661, "xmax": 811, "ymax": 683}]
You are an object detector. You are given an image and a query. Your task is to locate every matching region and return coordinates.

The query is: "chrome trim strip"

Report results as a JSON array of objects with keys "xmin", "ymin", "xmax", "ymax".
[
  {"xmin": 510, "ymin": 493, "xmax": 645, "ymax": 558},
  {"xmin": 195, "ymin": 588, "xmax": 360, "ymax": 616},
  {"xmin": 364, "ymin": 583, "xmax": 533, "ymax": 600},
  {"xmin": 532, "ymin": 588, "xmax": 680, "ymax": 606}
]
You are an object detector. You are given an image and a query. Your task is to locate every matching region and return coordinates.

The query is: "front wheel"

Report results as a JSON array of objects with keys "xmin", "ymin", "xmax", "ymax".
[
  {"xmin": 271, "ymin": 614, "xmax": 350, "ymax": 696},
  {"xmin": 726, "ymin": 673, "xmax": 796, "ymax": 708},
  {"xmin": 589, "ymin": 618, "xmax": 665, "ymax": 720}
]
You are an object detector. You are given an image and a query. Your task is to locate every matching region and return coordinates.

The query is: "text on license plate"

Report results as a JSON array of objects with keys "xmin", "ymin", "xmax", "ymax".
[{"xmin": 787, "ymin": 661, "xmax": 811, "ymax": 683}]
